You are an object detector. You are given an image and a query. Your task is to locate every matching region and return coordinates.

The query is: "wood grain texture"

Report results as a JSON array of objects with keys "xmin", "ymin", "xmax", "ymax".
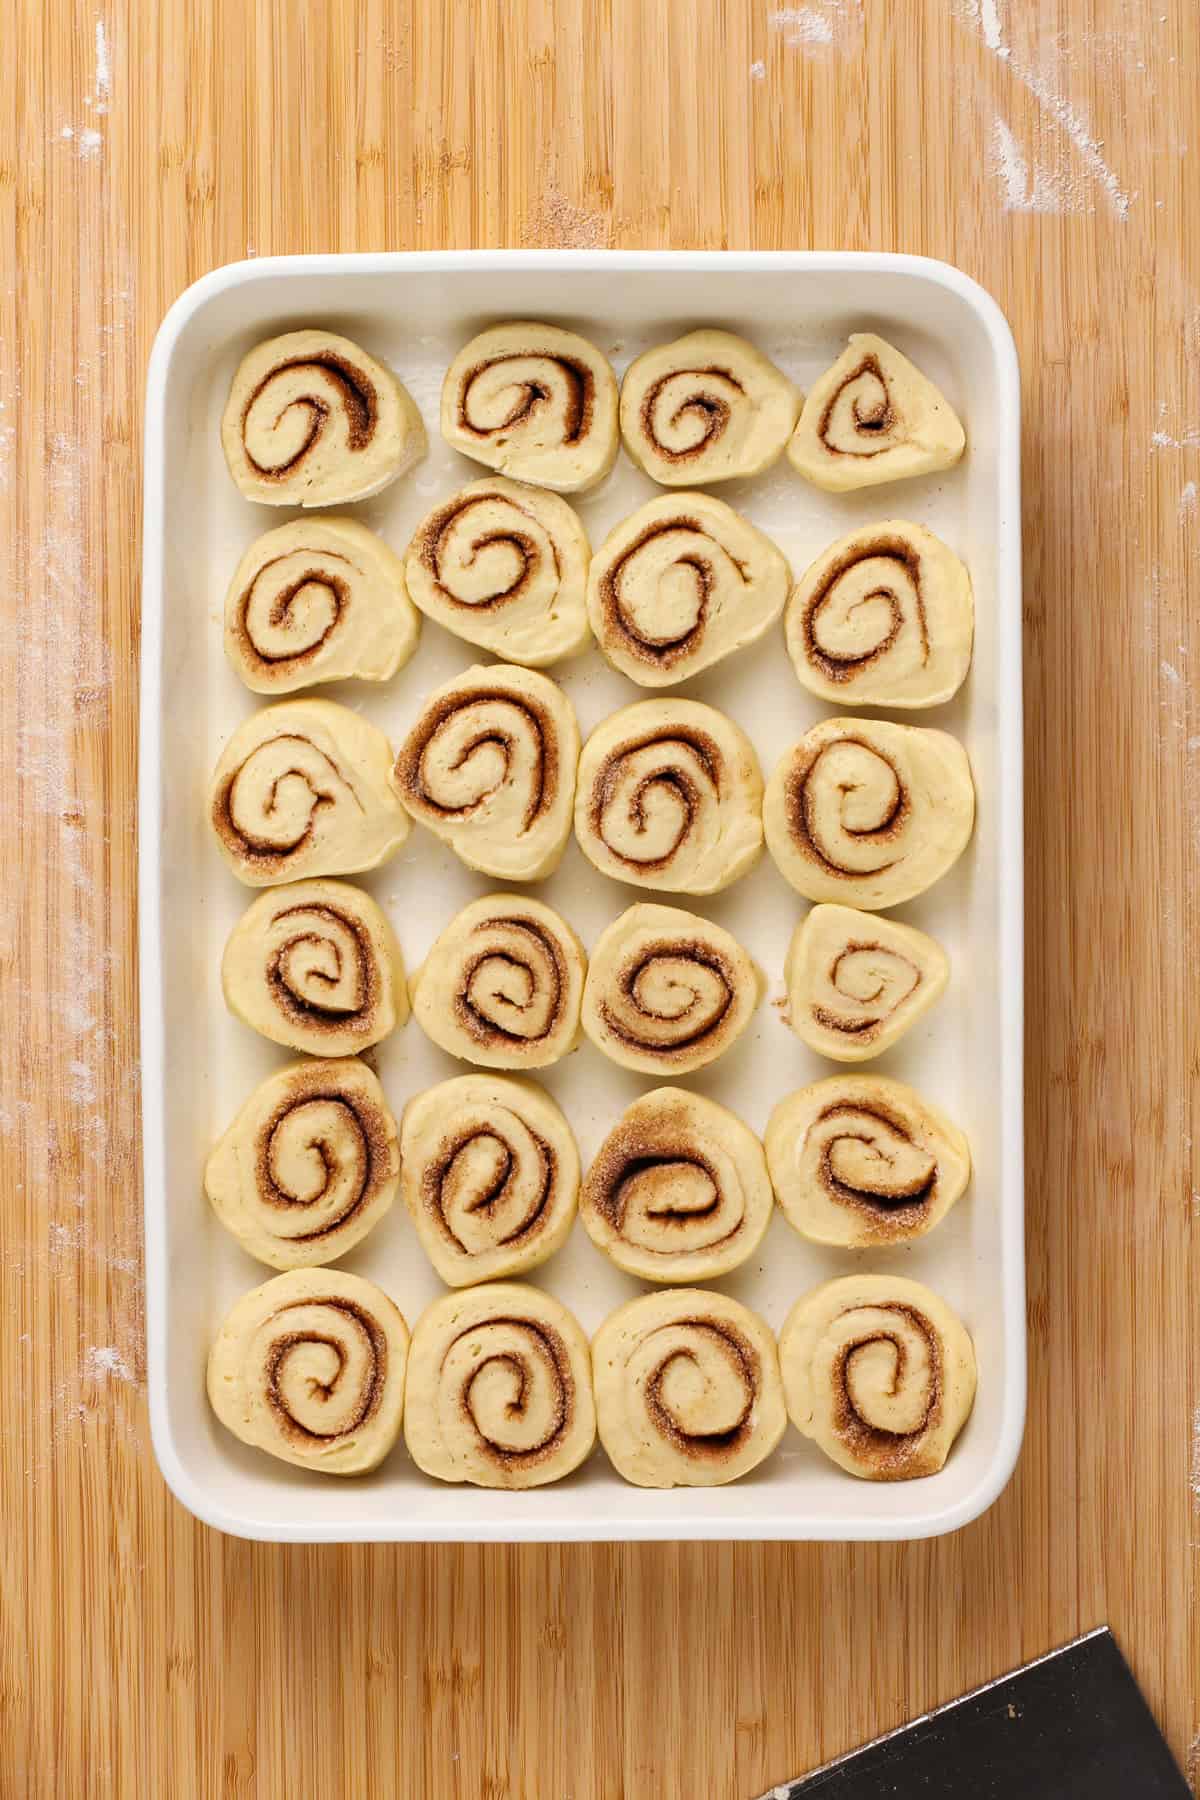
[{"xmin": 3, "ymin": 0, "xmax": 1199, "ymax": 1793}]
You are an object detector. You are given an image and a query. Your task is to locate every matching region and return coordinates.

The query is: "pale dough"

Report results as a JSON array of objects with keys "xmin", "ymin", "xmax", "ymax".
[
  {"xmin": 784, "ymin": 903, "xmax": 949, "ymax": 1061},
  {"xmin": 787, "ymin": 332, "xmax": 965, "ymax": 492},
  {"xmin": 619, "ymin": 329, "xmax": 801, "ymax": 485}
]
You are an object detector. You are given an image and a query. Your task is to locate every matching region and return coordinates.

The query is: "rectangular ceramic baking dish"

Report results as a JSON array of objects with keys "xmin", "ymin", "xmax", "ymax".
[{"xmin": 140, "ymin": 250, "xmax": 1024, "ymax": 1542}]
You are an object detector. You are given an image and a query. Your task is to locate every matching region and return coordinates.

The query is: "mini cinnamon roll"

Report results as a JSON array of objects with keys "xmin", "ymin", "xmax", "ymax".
[
  {"xmin": 784, "ymin": 904, "xmax": 949, "ymax": 1061},
  {"xmin": 221, "ymin": 878, "xmax": 407, "ymax": 1056},
  {"xmin": 404, "ymin": 478, "xmax": 591, "ymax": 666},
  {"xmin": 593, "ymin": 1289, "xmax": 786, "ymax": 1487},
  {"xmin": 788, "ymin": 333, "xmax": 965, "ymax": 492},
  {"xmin": 581, "ymin": 903, "xmax": 761, "ymax": 1076},
  {"xmin": 785, "ymin": 521, "xmax": 973, "ymax": 708},
  {"xmin": 205, "ymin": 1059, "xmax": 399, "ymax": 1270},
  {"xmin": 207, "ymin": 1267, "xmax": 409, "ymax": 1474},
  {"xmin": 441, "ymin": 322, "xmax": 619, "ymax": 492},
  {"xmin": 619, "ymin": 329, "xmax": 801, "ymax": 485},
  {"xmin": 221, "ymin": 329, "xmax": 425, "ymax": 506},
  {"xmin": 765, "ymin": 1074, "xmax": 971, "ymax": 1248},
  {"xmin": 587, "ymin": 492, "xmax": 791, "ymax": 687},
  {"xmin": 392, "ymin": 664, "xmax": 579, "ymax": 881},
  {"xmin": 404, "ymin": 1283, "xmax": 596, "ymax": 1487},
  {"xmin": 581, "ymin": 1088, "xmax": 773, "ymax": 1282},
  {"xmin": 779, "ymin": 1275, "xmax": 977, "ymax": 1479},
  {"xmin": 209, "ymin": 698, "xmax": 408, "ymax": 887},
  {"xmin": 409, "ymin": 894, "xmax": 586, "ymax": 1070},
  {"xmin": 224, "ymin": 517, "xmax": 419, "ymax": 693},
  {"xmin": 763, "ymin": 717, "xmax": 975, "ymax": 910},
  {"xmin": 575, "ymin": 699, "xmax": 763, "ymax": 896},
  {"xmin": 401, "ymin": 1075, "xmax": 579, "ymax": 1285}
]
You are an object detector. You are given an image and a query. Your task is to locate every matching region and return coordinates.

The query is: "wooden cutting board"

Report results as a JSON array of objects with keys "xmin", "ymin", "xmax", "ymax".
[{"xmin": 3, "ymin": 0, "xmax": 1198, "ymax": 1794}]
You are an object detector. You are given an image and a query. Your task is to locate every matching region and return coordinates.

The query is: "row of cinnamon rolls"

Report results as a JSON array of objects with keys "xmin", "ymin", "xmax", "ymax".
[{"xmin": 209, "ymin": 1264, "xmax": 975, "ymax": 1489}]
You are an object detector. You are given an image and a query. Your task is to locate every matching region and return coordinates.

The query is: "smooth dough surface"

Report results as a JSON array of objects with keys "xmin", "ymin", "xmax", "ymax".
[
  {"xmin": 207, "ymin": 1267, "xmax": 409, "ymax": 1474},
  {"xmin": 575, "ymin": 699, "xmax": 763, "ymax": 896},
  {"xmin": 221, "ymin": 329, "xmax": 426, "ymax": 507},
  {"xmin": 784, "ymin": 903, "xmax": 949, "ymax": 1061},
  {"xmin": 404, "ymin": 1283, "xmax": 596, "ymax": 1487},
  {"xmin": 619, "ymin": 329, "xmax": 801, "ymax": 485},
  {"xmin": 392, "ymin": 663, "xmax": 579, "ymax": 880},
  {"xmin": 441, "ymin": 322, "xmax": 619, "ymax": 492},
  {"xmin": 209, "ymin": 698, "xmax": 408, "ymax": 886},
  {"xmin": 401, "ymin": 1074, "xmax": 579, "ymax": 1285},
  {"xmin": 587, "ymin": 492, "xmax": 791, "ymax": 687},
  {"xmin": 409, "ymin": 893, "xmax": 586, "ymax": 1070},
  {"xmin": 765, "ymin": 1073, "xmax": 971, "ymax": 1248},
  {"xmin": 787, "ymin": 332, "xmax": 965, "ymax": 492},
  {"xmin": 593, "ymin": 1289, "xmax": 786, "ymax": 1487},
  {"xmin": 205, "ymin": 1057, "xmax": 400, "ymax": 1270},
  {"xmin": 785, "ymin": 520, "xmax": 973, "ymax": 708},
  {"xmin": 763, "ymin": 716, "xmax": 975, "ymax": 910},
  {"xmin": 581, "ymin": 902, "xmax": 761, "ymax": 1076},
  {"xmin": 224, "ymin": 517, "xmax": 419, "ymax": 693},
  {"xmin": 404, "ymin": 477, "xmax": 591, "ymax": 666},
  {"xmin": 222, "ymin": 877, "xmax": 408, "ymax": 1056},
  {"xmin": 581, "ymin": 1087, "xmax": 773, "ymax": 1282},
  {"xmin": 779, "ymin": 1274, "xmax": 977, "ymax": 1479}
]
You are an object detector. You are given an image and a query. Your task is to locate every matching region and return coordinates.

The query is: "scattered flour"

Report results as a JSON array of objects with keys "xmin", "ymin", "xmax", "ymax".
[
  {"xmin": 1180, "ymin": 481, "xmax": 1198, "ymax": 520},
  {"xmin": 990, "ymin": 117, "xmax": 1088, "ymax": 214},
  {"xmin": 767, "ymin": 0, "xmax": 862, "ymax": 57},
  {"xmin": 94, "ymin": 19, "xmax": 112, "ymax": 111},
  {"xmin": 83, "ymin": 1346, "xmax": 134, "ymax": 1383},
  {"xmin": 750, "ymin": 59, "xmax": 766, "ymax": 79}
]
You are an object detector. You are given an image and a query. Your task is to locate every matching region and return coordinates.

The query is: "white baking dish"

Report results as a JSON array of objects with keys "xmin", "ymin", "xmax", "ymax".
[{"xmin": 140, "ymin": 251, "xmax": 1023, "ymax": 1542}]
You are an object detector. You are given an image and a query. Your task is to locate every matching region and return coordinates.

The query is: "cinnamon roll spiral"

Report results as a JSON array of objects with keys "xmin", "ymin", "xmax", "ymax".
[
  {"xmin": 205, "ymin": 1058, "xmax": 400, "ymax": 1270},
  {"xmin": 593, "ymin": 1289, "xmax": 786, "ymax": 1487},
  {"xmin": 581, "ymin": 1088, "xmax": 773, "ymax": 1282},
  {"xmin": 404, "ymin": 1283, "xmax": 596, "ymax": 1487},
  {"xmin": 765, "ymin": 1074, "xmax": 971, "ymax": 1248},
  {"xmin": 785, "ymin": 521, "xmax": 973, "ymax": 708},
  {"xmin": 221, "ymin": 877, "xmax": 407, "ymax": 1056},
  {"xmin": 586, "ymin": 493, "xmax": 791, "ymax": 687},
  {"xmin": 224, "ymin": 518, "xmax": 419, "ymax": 693},
  {"xmin": 221, "ymin": 329, "xmax": 426, "ymax": 507},
  {"xmin": 779, "ymin": 1275, "xmax": 977, "ymax": 1480},
  {"xmin": 619, "ymin": 329, "xmax": 801, "ymax": 485},
  {"xmin": 209, "ymin": 698, "xmax": 408, "ymax": 887},
  {"xmin": 581, "ymin": 902, "xmax": 761, "ymax": 1076},
  {"xmin": 404, "ymin": 477, "xmax": 591, "ymax": 666},
  {"xmin": 763, "ymin": 717, "xmax": 975, "ymax": 910},
  {"xmin": 409, "ymin": 893, "xmax": 586, "ymax": 1070},
  {"xmin": 575, "ymin": 699, "xmax": 763, "ymax": 896},
  {"xmin": 207, "ymin": 1267, "xmax": 409, "ymax": 1474},
  {"xmin": 401, "ymin": 1075, "xmax": 579, "ymax": 1285},
  {"xmin": 441, "ymin": 322, "xmax": 619, "ymax": 493},
  {"xmin": 392, "ymin": 664, "xmax": 579, "ymax": 881},
  {"xmin": 788, "ymin": 333, "xmax": 965, "ymax": 493},
  {"xmin": 784, "ymin": 904, "xmax": 949, "ymax": 1061}
]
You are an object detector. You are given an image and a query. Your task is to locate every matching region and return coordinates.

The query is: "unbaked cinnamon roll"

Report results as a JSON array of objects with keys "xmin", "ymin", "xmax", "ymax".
[
  {"xmin": 404, "ymin": 1283, "xmax": 596, "ymax": 1487},
  {"xmin": 392, "ymin": 664, "xmax": 579, "ymax": 881},
  {"xmin": 581, "ymin": 1087, "xmax": 773, "ymax": 1282},
  {"xmin": 788, "ymin": 333, "xmax": 965, "ymax": 492},
  {"xmin": 224, "ymin": 517, "xmax": 419, "ymax": 693},
  {"xmin": 784, "ymin": 904, "xmax": 949, "ymax": 1061},
  {"xmin": 765, "ymin": 1073, "xmax": 971, "ymax": 1248},
  {"xmin": 593, "ymin": 1289, "xmax": 786, "ymax": 1487},
  {"xmin": 205, "ymin": 1058, "xmax": 399, "ymax": 1270},
  {"xmin": 209, "ymin": 698, "xmax": 408, "ymax": 886},
  {"xmin": 221, "ymin": 329, "xmax": 426, "ymax": 506},
  {"xmin": 221, "ymin": 878, "xmax": 407, "ymax": 1056},
  {"xmin": 574, "ymin": 699, "xmax": 763, "ymax": 896},
  {"xmin": 763, "ymin": 717, "xmax": 975, "ymax": 910},
  {"xmin": 441, "ymin": 322, "xmax": 619, "ymax": 492},
  {"xmin": 404, "ymin": 477, "xmax": 591, "ymax": 666},
  {"xmin": 581, "ymin": 902, "xmax": 761, "ymax": 1076},
  {"xmin": 779, "ymin": 1275, "xmax": 977, "ymax": 1479},
  {"xmin": 207, "ymin": 1267, "xmax": 409, "ymax": 1474},
  {"xmin": 586, "ymin": 492, "xmax": 791, "ymax": 687},
  {"xmin": 619, "ymin": 329, "xmax": 801, "ymax": 485},
  {"xmin": 785, "ymin": 521, "xmax": 973, "ymax": 708},
  {"xmin": 401, "ymin": 1074, "xmax": 579, "ymax": 1285},
  {"xmin": 409, "ymin": 893, "xmax": 586, "ymax": 1069}
]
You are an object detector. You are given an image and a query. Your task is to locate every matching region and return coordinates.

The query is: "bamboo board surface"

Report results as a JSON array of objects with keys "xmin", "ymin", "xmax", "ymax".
[{"xmin": 2, "ymin": 0, "xmax": 1199, "ymax": 1793}]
